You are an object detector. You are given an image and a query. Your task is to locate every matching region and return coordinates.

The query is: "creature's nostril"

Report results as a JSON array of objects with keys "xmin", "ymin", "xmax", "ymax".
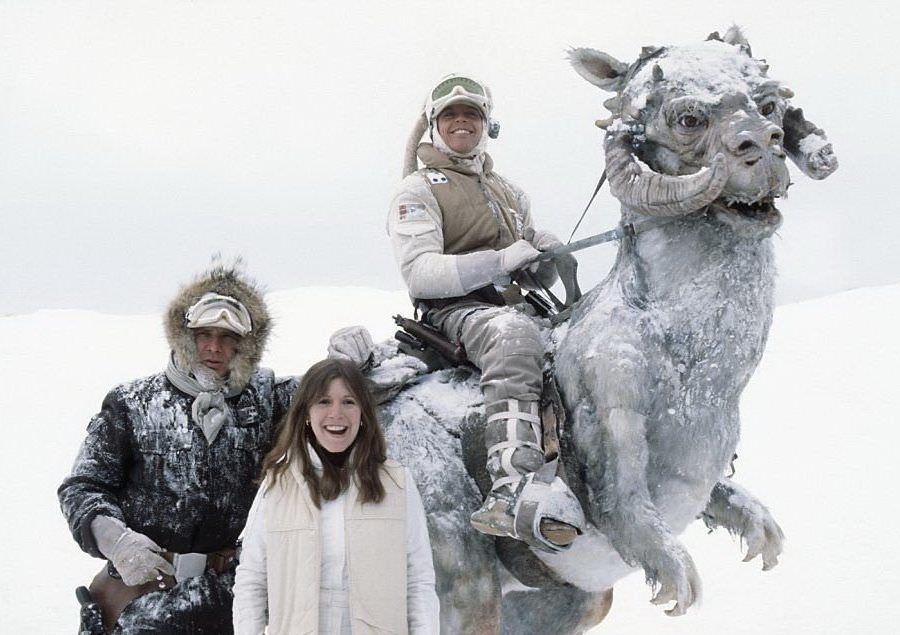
[
  {"xmin": 770, "ymin": 132, "xmax": 783, "ymax": 143},
  {"xmin": 746, "ymin": 157, "xmax": 760, "ymax": 166}
]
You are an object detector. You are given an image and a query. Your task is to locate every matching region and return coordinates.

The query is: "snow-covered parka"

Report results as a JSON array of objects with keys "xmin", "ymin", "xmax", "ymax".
[
  {"xmin": 57, "ymin": 265, "xmax": 296, "ymax": 633},
  {"xmin": 232, "ymin": 455, "xmax": 439, "ymax": 634},
  {"xmin": 57, "ymin": 369, "xmax": 296, "ymax": 558},
  {"xmin": 387, "ymin": 142, "xmax": 556, "ymax": 307}
]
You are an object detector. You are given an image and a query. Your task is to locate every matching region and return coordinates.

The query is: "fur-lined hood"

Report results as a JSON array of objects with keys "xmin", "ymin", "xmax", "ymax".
[{"xmin": 164, "ymin": 263, "xmax": 271, "ymax": 391}]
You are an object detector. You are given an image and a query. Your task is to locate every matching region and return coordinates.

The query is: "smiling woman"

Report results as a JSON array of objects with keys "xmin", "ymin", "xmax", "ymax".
[
  {"xmin": 308, "ymin": 377, "xmax": 362, "ymax": 453},
  {"xmin": 232, "ymin": 358, "xmax": 440, "ymax": 634}
]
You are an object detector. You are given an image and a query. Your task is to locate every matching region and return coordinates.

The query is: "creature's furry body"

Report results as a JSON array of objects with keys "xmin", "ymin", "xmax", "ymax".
[{"xmin": 379, "ymin": 28, "xmax": 836, "ymax": 633}]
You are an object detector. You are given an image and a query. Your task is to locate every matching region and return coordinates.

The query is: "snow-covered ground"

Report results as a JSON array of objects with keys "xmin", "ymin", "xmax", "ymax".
[{"xmin": 1, "ymin": 283, "xmax": 896, "ymax": 633}]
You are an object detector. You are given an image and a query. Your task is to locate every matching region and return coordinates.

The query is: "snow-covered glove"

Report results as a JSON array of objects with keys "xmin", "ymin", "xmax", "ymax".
[
  {"xmin": 499, "ymin": 239, "xmax": 541, "ymax": 274},
  {"xmin": 91, "ymin": 515, "xmax": 175, "ymax": 586},
  {"xmin": 520, "ymin": 228, "xmax": 569, "ymax": 288},
  {"xmin": 455, "ymin": 241, "xmax": 541, "ymax": 294},
  {"xmin": 327, "ymin": 326, "xmax": 375, "ymax": 369},
  {"xmin": 526, "ymin": 228, "xmax": 563, "ymax": 252}
]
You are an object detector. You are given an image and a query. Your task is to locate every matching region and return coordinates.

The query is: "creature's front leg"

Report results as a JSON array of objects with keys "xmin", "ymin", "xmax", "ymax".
[
  {"xmin": 701, "ymin": 479, "xmax": 785, "ymax": 570},
  {"xmin": 598, "ymin": 407, "xmax": 701, "ymax": 616}
]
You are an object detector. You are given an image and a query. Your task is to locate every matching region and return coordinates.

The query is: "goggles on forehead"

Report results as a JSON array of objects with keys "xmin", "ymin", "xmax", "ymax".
[
  {"xmin": 430, "ymin": 76, "xmax": 487, "ymax": 101},
  {"xmin": 185, "ymin": 293, "xmax": 253, "ymax": 336}
]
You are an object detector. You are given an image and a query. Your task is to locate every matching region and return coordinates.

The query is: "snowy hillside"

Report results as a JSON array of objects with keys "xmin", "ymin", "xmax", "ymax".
[{"xmin": 1, "ymin": 284, "xmax": 897, "ymax": 633}]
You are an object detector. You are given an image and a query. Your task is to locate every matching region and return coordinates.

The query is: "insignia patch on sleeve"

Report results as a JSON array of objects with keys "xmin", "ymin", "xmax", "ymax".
[
  {"xmin": 398, "ymin": 203, "xmax": 427, "ymax": 222},
  {"xmin": 425, "ymin": 171, "xmax": 449, "ymax": 185}
]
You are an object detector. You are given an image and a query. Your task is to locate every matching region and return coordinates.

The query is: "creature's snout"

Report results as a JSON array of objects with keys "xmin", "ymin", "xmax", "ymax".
[
  {"xmin": 724, "ymin": 122, "xmax": 785, "ymax": 165},
  {"xmin": 717, "ymin": 115, "xmax": 790, "ymax": 202}
]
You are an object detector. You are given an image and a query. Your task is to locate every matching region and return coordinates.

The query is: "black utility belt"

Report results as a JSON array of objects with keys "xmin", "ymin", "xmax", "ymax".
[{"xmin": 416, "ymin": 283, "xmax": 524, "ymax": 313}]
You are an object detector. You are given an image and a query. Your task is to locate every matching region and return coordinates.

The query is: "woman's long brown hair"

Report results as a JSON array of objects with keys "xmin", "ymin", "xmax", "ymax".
[{"xmin": 261, "ymin": 358, "xmax": 386, "ymax": 507}]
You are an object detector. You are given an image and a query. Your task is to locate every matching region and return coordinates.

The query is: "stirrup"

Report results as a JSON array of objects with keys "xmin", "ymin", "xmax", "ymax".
[{"xmin": 470, "ymin": 460, "xmax": 586, "ymax": 553}]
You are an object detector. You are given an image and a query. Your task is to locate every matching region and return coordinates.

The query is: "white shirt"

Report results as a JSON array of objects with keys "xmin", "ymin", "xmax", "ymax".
[{"xmin": 232, "ymin": 462, "xmax": 440, "ymax": 634}]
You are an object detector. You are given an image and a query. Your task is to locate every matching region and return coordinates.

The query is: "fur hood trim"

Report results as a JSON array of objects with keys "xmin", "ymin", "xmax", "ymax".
[{"xmin": 164, "ymin": 263, "xmax": 271, "ymax": 391}]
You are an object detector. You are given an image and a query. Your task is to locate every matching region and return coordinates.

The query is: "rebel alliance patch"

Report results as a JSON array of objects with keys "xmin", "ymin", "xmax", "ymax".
[
  {"xmin": 425, "ymin": 171, "xmax": 448, "ymax": 185},
  {"xmin": 398, "ymin": 203, "xmax": 427, "ymax": 222}
]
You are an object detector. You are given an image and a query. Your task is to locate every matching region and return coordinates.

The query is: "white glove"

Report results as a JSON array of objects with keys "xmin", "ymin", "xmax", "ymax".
[
  {"xmin": 327, "ymin": 326, "xmax": 375, "ymax": 368},
  {"xmin": 527, "ymin": 229, "xmax": 563, "ymax": 252},
  {"xmin": 91, "ymin": 516, "xmax": 175, "ymax": 586},
  {"xmin": 499, "ymin": 240, "xmax": 541, "ymax": 274}
]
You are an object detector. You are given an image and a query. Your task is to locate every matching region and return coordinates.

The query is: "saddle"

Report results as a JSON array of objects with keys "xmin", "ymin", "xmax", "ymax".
[{"xmin": 392, "ymin": 301, "xmax": 589, "ymax": 586}]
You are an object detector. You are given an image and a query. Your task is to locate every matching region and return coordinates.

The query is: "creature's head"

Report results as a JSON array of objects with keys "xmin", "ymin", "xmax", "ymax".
[{"xmin": 570, "ymin": 27, "xmax": 830, "ymax": 237}]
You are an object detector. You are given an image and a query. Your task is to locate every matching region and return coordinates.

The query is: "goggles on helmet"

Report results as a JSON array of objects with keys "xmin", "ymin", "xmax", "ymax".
[
  {"xmin": 426, "ymin": 74, "xmax": 493, "ymax": 125},
  {"xmin": 431, "ymin": 76, "xmax": 487, "ymax": 101},
  {"xmin": 185, "ymin": 293, "xmax": 253, "ymax": 336}
]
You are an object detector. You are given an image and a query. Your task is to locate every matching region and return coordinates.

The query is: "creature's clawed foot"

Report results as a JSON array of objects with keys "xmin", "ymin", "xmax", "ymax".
[
  {"xmin": 643, "ymin": 539, "xmax": 702, "ymax": 616},
  {"xmin": 703, "ymin": 480, "xmax": 785, "ymax": 571},
  {"xmin": 738, "ymin": 499, "xmax": 784, "ymax": 571}
]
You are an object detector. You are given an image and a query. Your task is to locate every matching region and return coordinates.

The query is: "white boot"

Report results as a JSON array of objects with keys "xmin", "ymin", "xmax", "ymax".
[{"xmin": 470, "ymin": 399, "xmax": 585, "ymax": 552}]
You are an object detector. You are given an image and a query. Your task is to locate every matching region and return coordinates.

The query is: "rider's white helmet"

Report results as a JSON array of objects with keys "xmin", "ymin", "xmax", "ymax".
[
  {"xmin": 426, "ymin": 75, "xmax": 492, "ymax": 123},
  {"xmin": 425, "ymin": 74, "xmax": 499, "ymax": 139}
]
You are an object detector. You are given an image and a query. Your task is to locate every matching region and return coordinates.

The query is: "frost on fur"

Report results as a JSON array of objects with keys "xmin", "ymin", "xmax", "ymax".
[{"xmin": 373, "ymin": 27, "xmax": 836, "ymax": 632}]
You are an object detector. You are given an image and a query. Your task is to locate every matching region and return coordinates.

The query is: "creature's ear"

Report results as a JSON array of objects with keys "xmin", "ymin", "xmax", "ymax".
[
  {"xmin": 568, "ymin": 48, "xmax": 630, "ymax": 92},
  {"xmin": 722, "ymin": 25, "xmax": 752, "ymax": 56}
]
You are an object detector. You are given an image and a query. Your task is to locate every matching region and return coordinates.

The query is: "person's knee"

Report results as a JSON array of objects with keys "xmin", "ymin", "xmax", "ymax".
[{"xmin": 482, "ymin": 311, "xmax": 543, "ymax": 358}]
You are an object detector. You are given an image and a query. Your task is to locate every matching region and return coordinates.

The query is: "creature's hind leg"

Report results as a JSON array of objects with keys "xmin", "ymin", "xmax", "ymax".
[
  {"xmin": 501, "ymin": 585, "xmax": 613, "ymax": 635},
  {"xmin": 429, "ymin": 504, "xmax": 502, "ymax": 633},
  {"xmin": 381, "ymin": 393, "xmax": 503, "ymax": 633}
]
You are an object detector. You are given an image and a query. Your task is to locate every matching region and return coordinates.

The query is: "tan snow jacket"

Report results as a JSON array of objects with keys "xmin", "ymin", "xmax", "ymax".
[
  {"xmin": 387, "ymin": 143, "xmax": 533, "ymax": 301},
  {"xmin": 264, "ymin": 459, "xmax": 408, "ymax": 634}
]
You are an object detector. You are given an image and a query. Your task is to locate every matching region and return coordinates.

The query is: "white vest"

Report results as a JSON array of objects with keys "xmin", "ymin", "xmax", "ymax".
[{"xmin": 264, "ymin": 458, "xmax": 408, "ymax": 634}]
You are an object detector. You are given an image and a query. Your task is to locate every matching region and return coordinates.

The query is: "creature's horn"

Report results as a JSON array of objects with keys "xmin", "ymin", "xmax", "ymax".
[
  {"xmin": 604, "ymin": 131, "xmax": 729, "ymax": 217},
  {"xmin": 403, "ymin": 113, "xmax": 429, "ymax": 178}
]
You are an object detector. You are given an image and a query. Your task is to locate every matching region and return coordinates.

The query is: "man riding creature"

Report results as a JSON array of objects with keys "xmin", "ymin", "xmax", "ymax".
[
  {"xmin": 381, "ymin": 26, "xmax": 836, "ymax": 632},
  {"xmin": 387, "ymin": 74, "xmax": 586, "ymax": 553}
]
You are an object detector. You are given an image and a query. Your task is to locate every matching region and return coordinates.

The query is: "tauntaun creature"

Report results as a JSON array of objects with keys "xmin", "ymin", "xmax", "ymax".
[{"xmin": 373, "ymin": 27, "xmax": 838, "ymax": 633}]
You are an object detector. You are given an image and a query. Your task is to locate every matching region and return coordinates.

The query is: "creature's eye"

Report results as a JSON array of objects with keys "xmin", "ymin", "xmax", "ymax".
[
  {"xmin": 677, "ymin": 113, "xmax": 705, "ymax": 129},
  {"xmin": 759, "ymin": 102, "xmax": 776, "ymax": 117}
]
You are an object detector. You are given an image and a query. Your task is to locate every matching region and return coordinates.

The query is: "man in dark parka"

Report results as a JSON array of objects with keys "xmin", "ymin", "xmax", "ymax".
[{"xmin": 58, "ymin": 264, "xmax": 295, "ymax": 634}]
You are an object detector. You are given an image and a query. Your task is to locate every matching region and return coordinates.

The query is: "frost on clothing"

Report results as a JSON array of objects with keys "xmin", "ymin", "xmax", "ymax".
[
  {"xmin": 387, "ymin": 144, "xmax": 540, "ymax": 301},
  {"xmin": 59, "ymin": 370, "xmax": 295, "ymax": 557},
  {"xmin": 58, "ymin": 370, "xmax": 296, "ymax": 633}
]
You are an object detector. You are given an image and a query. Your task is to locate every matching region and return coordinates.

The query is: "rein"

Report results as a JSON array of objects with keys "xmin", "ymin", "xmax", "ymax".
[{"xmin": 566, "ymin": 169, "xmax": 607, "ymax": 244}]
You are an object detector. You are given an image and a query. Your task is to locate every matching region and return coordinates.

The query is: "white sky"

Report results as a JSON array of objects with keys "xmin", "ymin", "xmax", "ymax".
[{"xmin": 1, "ymin": 0, "xmax": 898, "ymax": 314}]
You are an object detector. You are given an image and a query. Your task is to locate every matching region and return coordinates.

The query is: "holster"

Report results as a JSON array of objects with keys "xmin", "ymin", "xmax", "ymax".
[
  {"xmin": 87, "ymin": 549, "xmax": 236, "ymax": 633},
  {"xmin": 88, "ymin": 564, "xmax": 176, "ymax": 634}
]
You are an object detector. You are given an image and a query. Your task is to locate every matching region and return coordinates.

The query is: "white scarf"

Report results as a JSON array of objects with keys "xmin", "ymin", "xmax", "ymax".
[{"xmin": 165, "ymin": 353, "xmax": 243, "ymax": 444}]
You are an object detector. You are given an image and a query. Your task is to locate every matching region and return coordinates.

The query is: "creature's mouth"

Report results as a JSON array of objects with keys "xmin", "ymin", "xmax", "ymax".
[{"xmin": 710, "ymin": 196, "xmax": 782, "ymax": 223}]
